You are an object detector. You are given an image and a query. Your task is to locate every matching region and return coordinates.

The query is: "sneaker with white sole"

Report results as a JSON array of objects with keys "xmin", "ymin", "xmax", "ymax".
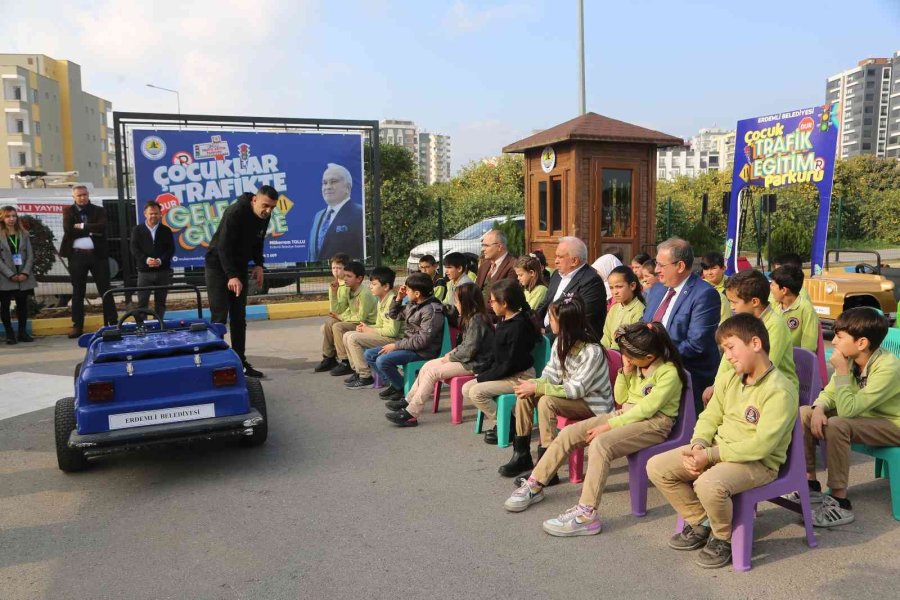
[
  {"xmin": 813, "ymin": 495, "xmax": 855, "ymax": 528},
  {"xmin": 782, "ymin": 488, "xmax": 823, "ymax": 504},
  {"xmin": 504, "ymin": 481, "xmax": 544, "ymax": 512},
  {"xmin": 542, "ymin": 505, "xmax": 602, "ymax": 537}
]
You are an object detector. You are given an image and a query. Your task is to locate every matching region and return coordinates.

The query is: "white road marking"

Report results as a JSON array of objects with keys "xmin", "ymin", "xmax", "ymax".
[{"xmin": 0, "ymin": 372, "xmax": 73, "ymax": 421}]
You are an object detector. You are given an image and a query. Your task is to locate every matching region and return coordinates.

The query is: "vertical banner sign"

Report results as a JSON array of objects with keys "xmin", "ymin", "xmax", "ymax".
[
  {"xmin": 724, "ymin": 104, "xmax": 839, "ymax": 276},
  {"xmin": 131, "ymin": 129, "xmax": 366, "ymax": 266}
]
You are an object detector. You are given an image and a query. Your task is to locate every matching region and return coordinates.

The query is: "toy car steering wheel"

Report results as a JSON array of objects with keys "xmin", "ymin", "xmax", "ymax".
[
  {"xmin": 118, "ymin": 308, "xmax": 167, "ymax": 330},
  {"xmin": 854, "ymin": 263, "xmax": 877, "ymax": 274}
]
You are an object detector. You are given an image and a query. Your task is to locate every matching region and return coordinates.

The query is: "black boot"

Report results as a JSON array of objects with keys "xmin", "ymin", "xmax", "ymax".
[
  {"xmin": 5, "ymin": 332, "xmax": 16, "ymax": 345},
  {"xmin": 537, "ymin": 446, "xmax": 560, "ymax": 486},
  {"xmin": 498, "ymin": 435, "xmax": 535, "ymax": 477},
  {"xmin": 17, "ymin": 326, "xmax": 33, "ymax": 342},
  {"xmin": 516, "ymin": 446, "xmax": 561, "ymax": 486}
]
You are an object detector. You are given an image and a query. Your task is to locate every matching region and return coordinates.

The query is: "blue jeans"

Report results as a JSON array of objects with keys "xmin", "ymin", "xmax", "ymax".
[{"xmin": 364, "ymin": 347, "xmax": 421, "ymax": 390}]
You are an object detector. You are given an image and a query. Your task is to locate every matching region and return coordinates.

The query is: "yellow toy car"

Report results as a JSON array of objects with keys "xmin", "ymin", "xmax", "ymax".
[{"xmin": 806, "ymin": 250, "xmax": 898, "ymax": 333}]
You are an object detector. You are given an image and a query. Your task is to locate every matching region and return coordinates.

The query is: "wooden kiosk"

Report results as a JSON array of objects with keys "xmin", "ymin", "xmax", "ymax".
[{"xmin": 502, "ymin": 112, "xmax": 683, "ymax": 263}]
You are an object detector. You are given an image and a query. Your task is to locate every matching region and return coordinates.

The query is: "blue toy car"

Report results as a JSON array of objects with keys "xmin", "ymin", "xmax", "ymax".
[{"xmin": 55, "ymin": 285, "xmax": 267, "ymax": 472}]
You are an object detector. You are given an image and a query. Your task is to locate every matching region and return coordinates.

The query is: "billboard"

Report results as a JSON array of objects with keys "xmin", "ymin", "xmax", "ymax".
[
  {"xmin": 131, "ymin": 129, "xmax": 365, "ymax": 267},
  {"xmin": 724, "ymin": 103, "xmax": 839, "ymax": 276}
]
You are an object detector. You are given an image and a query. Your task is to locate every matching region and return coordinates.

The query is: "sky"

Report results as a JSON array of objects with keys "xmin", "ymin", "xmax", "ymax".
[{"xmin": 2, "ymin": 0, "xmax": 899, "ymax": 173}]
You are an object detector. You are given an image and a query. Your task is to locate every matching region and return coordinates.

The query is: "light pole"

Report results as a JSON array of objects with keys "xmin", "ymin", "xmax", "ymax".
[
  {"xmin": 577, "ymin": 0, "xmax": 585, "ymax": 115},
  {"xmin": 146, "ymin": 83, "xmax": 181, "ymax": 115}
]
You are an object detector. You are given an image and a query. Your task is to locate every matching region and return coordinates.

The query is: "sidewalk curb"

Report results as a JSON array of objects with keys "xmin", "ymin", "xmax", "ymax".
[{"xmin": 1, "ymin": 301, "xmax": 331, "ymax": 337}]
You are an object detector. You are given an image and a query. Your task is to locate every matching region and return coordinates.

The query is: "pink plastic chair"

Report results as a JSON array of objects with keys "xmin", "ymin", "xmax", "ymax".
[
  {"xmin": 555, "ymin": 348, "xmax": 622, "ymax": 484},
  {"xmin": 432, "ymin": 374, "xmax": 476, "ymax": 424},
  {"xmin": 628, "ymin": 372, "xmax": 696, "ymax": 516},
  {"xmin": 815, "ymin": 322, "xmax": 828, "ymax": 388},
  {"xmin": 674, "ymin": 414, "xmax": 818, "ymax": 571}
]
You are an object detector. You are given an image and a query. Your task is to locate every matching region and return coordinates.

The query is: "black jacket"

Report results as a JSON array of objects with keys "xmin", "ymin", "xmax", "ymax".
[
  {"xmin": 309, "ymin": 201, "xmax": 364, "ymax": 262},
  {"xmin": 131, "ymin": 223, "xmax": 175, "ymax": 272},
  {"xmin": 537, "ymin": 265, "xmax": 607, "ymax": 337},
  {"xmin": 61, "ymin": 203, "xmax": 108, "ymax": 258},
  {"xmin": 205, "ymin": 196, "xmax": 270, "ymax": 279},
  {"xmin": 477, "ymin": 310, "xmax": 539, "ymax": 382}
]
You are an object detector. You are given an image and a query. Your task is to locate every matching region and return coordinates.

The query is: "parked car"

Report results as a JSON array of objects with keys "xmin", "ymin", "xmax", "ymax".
[
  {"xmin": 55, "ymin": 286, "xmax": 267, "ymax": 472},
  {"xmin": 805, "ymin": 250, "xmax": 897, "ymax": 333},
  {"xmin": 406, "ymin": 215, "xmax": 524, "ymax": 274}
]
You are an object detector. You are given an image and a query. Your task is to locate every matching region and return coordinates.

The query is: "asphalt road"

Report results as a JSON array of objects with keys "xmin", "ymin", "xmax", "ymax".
[{"xmin": 1, "ymin": 318, "xmax": 898, "ymax": 600}]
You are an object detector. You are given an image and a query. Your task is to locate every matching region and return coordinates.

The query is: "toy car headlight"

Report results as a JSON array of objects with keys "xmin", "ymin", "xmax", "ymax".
[{"xmin": 825, "ymin": 284, "xmax": 836, "ymax": 294}]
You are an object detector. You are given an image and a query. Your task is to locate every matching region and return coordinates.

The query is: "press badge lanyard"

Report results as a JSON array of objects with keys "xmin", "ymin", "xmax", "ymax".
[{"xmin": 8, "ymin": 235, "xmax": 23, "ymax": 267}]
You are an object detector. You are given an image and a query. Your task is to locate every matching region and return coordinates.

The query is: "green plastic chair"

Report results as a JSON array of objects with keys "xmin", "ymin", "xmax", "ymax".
[
  {"xmin": 882, "ymin": 328, "xmax": 900, "ymax": 359},
  {"xmin": 475, "ymin": 335, "xmax": 551, "ymax": 448},
  {"xmin": 851, "ymin": 443, "xmax": 900, "ymax": 520},
  {"xmin": 401, "ymin": 318, "xmax": 451, "ymax": 396}
]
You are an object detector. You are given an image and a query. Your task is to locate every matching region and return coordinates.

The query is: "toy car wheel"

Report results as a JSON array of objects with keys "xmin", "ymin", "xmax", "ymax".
[
  {"xmin": 241, "ymin": 377, "xmax": 268, "ymax": 447},
  {"xmin": 73, "ymin": 361, "xmax": 82, "ymax": 382},
  {"xmin": 55, "ymin": 397, "xmax": 88, "ymax": 472}
]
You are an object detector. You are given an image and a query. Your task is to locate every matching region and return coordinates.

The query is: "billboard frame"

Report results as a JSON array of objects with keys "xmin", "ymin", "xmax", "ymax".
[{"xmin": 112, "ymin": 111, "xmax": 381, "ymax": 288}]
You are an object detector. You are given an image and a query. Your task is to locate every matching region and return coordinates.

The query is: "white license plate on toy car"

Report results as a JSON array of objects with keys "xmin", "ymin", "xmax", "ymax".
[{"xmin": 108, "ymin": 403, "xmax": 215, "ymax": 430}]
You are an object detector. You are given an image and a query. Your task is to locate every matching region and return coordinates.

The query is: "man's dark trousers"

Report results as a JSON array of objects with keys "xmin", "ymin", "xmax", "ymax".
[
  {"xmin": 69, "ymin": 250, "xmax": 117, "ymax": 327},
  {"xmin": 136, "ymin": 270, "xmax": 173, "ymax": 318},
  {"xmin": 205, "ymin": 265, "xmax": 248, "ymax": 364}
]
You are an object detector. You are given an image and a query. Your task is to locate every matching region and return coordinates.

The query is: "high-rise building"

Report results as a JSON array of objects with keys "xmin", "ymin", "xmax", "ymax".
[
  {"xmin": 656, "ymin": 127, "xmax": 735, "ymax": 181},
  {"xmin": 418, "ymin": 131, "xmax": 451, "ymax": 184},
  {"xmin": 826, "ymin": 51, "xmax": 900, "ymax": 159},
  {"xmin": 378, "ymin": 119, "xmax": 418, "ymax": 157},
  {"xmin": 0, "ymin": 54, "xmax": 114, "ymax": 188}
]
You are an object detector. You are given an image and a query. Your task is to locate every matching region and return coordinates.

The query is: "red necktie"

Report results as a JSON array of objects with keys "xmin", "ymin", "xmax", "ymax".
[{"xmin": 652, "ymin": 288, "xmax": 677, "ymax": 323}]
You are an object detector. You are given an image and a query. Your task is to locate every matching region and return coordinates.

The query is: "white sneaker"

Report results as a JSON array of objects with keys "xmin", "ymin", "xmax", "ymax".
[
  {"xmin": 542, "ymin": 505, "xmax": 602, "ymax": 537},
  {"xmin": 504, "ymin": 481, "xmax": 544, "ymax": 512},
  {"xmin": 813, "ymin": 495, "xmax": 855, "ymax": 528},
  {"xmin": 782, "ymin": 488, "xmax": 824, "ymax": 504}
]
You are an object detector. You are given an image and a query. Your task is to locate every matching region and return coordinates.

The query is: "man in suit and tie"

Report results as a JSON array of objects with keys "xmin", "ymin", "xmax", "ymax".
[
  {"xmin": 474, "ymin": 229, "xmax": 518, "ymax": 313},
  {"xmin": 536, "ymin": 236, "xmax": 607, "ymax": 337},
  {"xmin": 642, "ymin": 237, "xmax": 721, "ymax": 411},
  {"xmin": 130, "ymin": 200, "xmax": 175, "ymax": 319},
  {"xmin": 308, "ymin": 163, "xmax": 364, "ymax": 262},
  {"xmin": 60, "ymin": 185, "xmax": 118, "ymax": 338}
]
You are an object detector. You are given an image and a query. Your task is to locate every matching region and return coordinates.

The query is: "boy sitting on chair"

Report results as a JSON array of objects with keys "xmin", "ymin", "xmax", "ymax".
[
  {"xmin": 769, "ymin": 265, "xmax": 818, "ymax": 352},
  {"xmin": 801, "ymin": 307, "xmax": 900, "ymax": 527},
  {"xmin": 647, "ymin": 313, "xmax": 797, "ymax": 569}
]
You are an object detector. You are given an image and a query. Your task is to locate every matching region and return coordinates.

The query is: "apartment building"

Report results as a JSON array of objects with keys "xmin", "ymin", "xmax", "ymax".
[
  {"xmin": 656, "ymin": 127, "xmax": 735, "ymax": 181},
  {"xmin": 0, "ymin": 54, "xmax": 114, "ymax": 188},
  {"xmin": 826, "ymin": 51, "xmax": 900, "ymax": 159},
  {"xmin": 418, "ymin": 131, "xmax": 451, "ymax": 184}
]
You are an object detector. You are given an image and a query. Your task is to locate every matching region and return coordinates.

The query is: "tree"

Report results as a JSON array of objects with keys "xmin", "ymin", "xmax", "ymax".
[{"xmin": 19, "ymin": 215, "xmax": 55, "ymax": 277}]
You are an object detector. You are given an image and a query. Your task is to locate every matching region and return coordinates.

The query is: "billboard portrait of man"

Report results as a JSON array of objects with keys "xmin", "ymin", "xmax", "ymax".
[{"xmin": 308, "ymin": 163, "xmax": 364, "ymax": 262}]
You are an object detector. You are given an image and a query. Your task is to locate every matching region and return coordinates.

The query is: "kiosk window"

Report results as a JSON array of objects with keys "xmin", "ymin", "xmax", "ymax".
[
  {"xmin": 538, "ymin": 181, "xmax": 548, "ymax": 231},
  {"xmin": 601, "ymin": 169, "xmax": 632, "ymax": 238},
  {"xmin": 551, "ymin": 176, "xmax": 562, "ymax": 231}
]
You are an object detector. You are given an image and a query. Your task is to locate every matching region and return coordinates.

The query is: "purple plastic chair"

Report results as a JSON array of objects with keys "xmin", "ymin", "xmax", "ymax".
[
  {"xmin": 794, "ymin": 347, "xmax": 823, "ymax": 407},
  {"xmin": 675, "ymin": 414, "xmax": 818, "ymax": 571},
  {"xmin": 815, "ymin": 322, "xmax": 828, "ymax": 388},
  {"xmin": 628, "ymin": 372, "xmax": 696, "ymax": 516},
  {"xmin": 373, "ymin": 373, "xmax": 385, "ymax": 389}
]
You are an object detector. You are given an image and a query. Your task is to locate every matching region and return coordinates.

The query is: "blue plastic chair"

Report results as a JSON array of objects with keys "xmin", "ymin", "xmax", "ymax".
[
  {"xmin": 882, "ymin": 328, "xmax": 900, "ymax": 359},
  {"xmin": 400, "ymin": 318, "xmax": 451, "ymax": 396},
  {"xmin": 474, "ymin": 335, "xmax": 551, "ymax": 448}
]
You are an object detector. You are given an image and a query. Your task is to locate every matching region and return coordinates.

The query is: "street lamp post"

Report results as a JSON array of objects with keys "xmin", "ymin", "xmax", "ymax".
[
  {"xmin": 146, "ymin": 83, "xmax": 181, "ymax": 115},
  {"xmin": 577, "ymin": 0, "xmax": 585, "ymax": 115}
]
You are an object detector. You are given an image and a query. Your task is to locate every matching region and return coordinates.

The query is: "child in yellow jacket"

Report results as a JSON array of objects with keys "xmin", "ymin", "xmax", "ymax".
[
  {"xmin": 647, "ymin": 313, "xmax": 797, "ymax": 569},
  {"xmin": 800, "ymin": 307, "xmax": 900, "ymax": 527}
]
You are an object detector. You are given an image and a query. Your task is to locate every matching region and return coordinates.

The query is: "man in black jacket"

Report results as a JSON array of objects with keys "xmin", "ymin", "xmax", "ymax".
[
  {"xmin": 205, "ymin": 187, "xmax": 278, "ymax": 378},
  {"xmin": 536, "ymin": 236, "xmax": 607, "ymax": 338},
  {"xmin": 131, "ymin": 200, "xmax": 175, "ymax": 319},
  {"xmin": 60, "ymin": 185, "xmax": 118, "ymax": 338}
]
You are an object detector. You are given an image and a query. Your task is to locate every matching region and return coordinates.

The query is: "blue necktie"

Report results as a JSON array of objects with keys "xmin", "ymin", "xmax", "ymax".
[{"xmin": 317, "ymin": 208, "xmax": 334, "ymax": 255}]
